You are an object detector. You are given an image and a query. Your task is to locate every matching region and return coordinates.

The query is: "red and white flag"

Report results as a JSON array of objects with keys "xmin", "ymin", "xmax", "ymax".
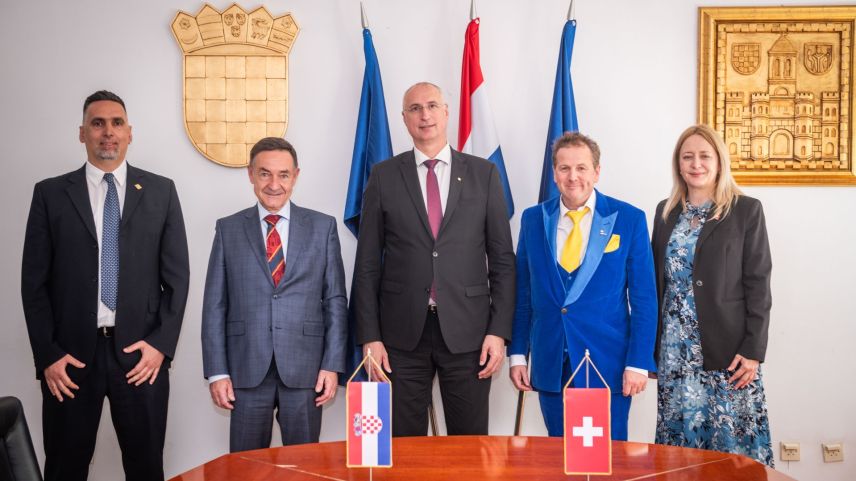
[
  {"xmin": 564, "ymin": 387, "xmax": 611, "ymax": 475},
  {"xmin": 347, "ymin": 381, "xmax": 392, "ymax": 468}
]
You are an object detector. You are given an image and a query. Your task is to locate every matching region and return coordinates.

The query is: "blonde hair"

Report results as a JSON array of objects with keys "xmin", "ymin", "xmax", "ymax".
[{"xmin": 661, "ymin": 124, "xmax": 742, "ymax": 222}]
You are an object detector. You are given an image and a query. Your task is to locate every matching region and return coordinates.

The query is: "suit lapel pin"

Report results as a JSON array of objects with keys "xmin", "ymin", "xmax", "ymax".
[
  {"xmin": 134, "ymin": 183, "xmax": 142, "ymax": 190},
  {"xmin": 457, "ymin": 177, "xmax": 462, "ymax": 182}
]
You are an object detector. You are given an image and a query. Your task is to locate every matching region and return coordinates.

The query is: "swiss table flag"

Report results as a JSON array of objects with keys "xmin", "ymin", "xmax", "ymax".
[{"xmin": 564, "ymin": 387, "xmax": 611, "ymax": 475}]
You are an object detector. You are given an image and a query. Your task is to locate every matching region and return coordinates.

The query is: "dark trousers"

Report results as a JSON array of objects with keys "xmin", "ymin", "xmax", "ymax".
[
  {"xmin": 386, "ymin": 308, "xmax": 490, "ymax": 436},
  {"xmin": 230, "ymin": 360, "xmax": 322, "ymax": 452},
  {"xmin": 41, "ymin": 335, "xmax": 169, "ymax": 481}
]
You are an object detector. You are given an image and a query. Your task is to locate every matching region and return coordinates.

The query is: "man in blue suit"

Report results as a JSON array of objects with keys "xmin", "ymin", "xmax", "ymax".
[
  {"xmin": 508, "ymin": 132, "xmax": 657, "ymax": 440},
  {"xmin": 202, "ymin": 137, "xmax": 347, "ymax": 452}
]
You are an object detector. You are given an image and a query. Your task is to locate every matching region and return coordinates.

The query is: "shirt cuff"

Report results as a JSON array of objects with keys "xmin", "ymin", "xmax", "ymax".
[
  {"xmin": 625, "ymin": 366, "xmax": 647, "ymax": 376},
  {"xmin": 208, "ymin": 374, "xmax": 230, "ymax": 384},
  {"xmin": 509, "ymin": 354, "xmax": 527, "ymax": 367}
]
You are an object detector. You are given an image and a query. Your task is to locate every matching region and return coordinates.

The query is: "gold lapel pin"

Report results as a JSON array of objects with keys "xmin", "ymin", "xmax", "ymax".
[{"xmin": 134, "ymin": 183, "xmax": 142, "ymax": 190}]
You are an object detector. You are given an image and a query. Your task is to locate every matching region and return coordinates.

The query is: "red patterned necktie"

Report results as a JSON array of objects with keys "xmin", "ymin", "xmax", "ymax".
[
  {"xmin": 264, "ymin": 214, "xmax": 285, "ymax": 286},
  {"xmin": 424, "ymin": 159, "xmax": 442, "ymax": 302}
]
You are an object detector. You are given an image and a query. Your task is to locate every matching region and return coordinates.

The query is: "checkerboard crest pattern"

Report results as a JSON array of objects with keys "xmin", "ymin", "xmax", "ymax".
[{"xmin": 172, "ymin": 4, "xmax": 299, "ymax": 167}]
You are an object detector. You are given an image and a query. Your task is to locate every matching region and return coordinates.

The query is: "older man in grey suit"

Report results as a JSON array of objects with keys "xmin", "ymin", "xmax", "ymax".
[{"xmin": 202, "ymin": 137, "xmax": 347, "ymax": 452}]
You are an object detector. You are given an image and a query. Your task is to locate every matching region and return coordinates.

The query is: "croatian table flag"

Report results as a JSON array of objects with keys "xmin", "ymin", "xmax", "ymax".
[
  {"xmin": 347, "ymin": 381, "xmax": 392, "ymax": 467},
  {"xmin": 458, "ymin": 17, "xmax": 514, "ymax": 218}
]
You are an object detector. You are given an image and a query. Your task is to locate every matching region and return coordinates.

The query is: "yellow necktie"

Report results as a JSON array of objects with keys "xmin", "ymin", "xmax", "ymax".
[{"xmin": 560, "ymin": 207, "xmax": 590, "ymax": 272}]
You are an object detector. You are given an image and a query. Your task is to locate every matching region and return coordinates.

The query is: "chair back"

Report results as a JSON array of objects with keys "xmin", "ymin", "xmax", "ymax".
[{"xmin": 0, "ymin": 397, "xmax": 42, "ymax": 481}]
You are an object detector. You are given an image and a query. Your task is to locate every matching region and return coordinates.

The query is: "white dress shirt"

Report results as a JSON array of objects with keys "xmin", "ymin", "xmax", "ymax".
[
  {"xmin": 510, "ymin": 193, "xmax": 646, "ymax": 376},
  {"xmin": 208, "ymin": 201, "xmax": 291, "ymax": 384},
  {"xmin": 413, "ymin": 143, "xmax": 452, "ymax": 214},
  {"xmin": 85, "ymin": 161, "xmax": 127, "ymax": 328}
]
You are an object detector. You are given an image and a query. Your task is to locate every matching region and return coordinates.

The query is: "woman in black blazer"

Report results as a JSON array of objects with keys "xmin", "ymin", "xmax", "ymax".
[{"xmin": 652, "ymin": 124, "xmax": 773, "ymax": 466}]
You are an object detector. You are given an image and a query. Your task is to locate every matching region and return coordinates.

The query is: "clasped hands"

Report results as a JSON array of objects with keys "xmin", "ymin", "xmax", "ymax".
[{"xmin": 43, "ymin": 340, "xmax": 165, "ymax": 402}]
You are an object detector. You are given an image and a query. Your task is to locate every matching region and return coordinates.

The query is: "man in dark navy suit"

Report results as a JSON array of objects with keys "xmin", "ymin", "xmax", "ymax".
[{"xmin": 21, "ymin": 90, "xmax": 189, "ymax": 481}]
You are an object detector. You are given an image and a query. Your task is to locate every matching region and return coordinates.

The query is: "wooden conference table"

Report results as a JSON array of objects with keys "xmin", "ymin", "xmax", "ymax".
[{"xmin": 169, "ymin": 435, "xmax": 795, "ymax": 481}]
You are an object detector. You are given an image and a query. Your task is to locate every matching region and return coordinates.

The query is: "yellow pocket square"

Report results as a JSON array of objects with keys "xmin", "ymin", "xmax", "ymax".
[{"xmin": 604, "ymin": 234, "xmax": 620, "ymax": 253}]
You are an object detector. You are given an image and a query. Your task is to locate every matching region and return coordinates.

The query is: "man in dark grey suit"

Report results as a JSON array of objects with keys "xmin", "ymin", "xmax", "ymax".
[
  {"xmin": 202, "ymin": 137, "xmax": 347, "ymax": 452},
  {"xmin": 354, "ymin": 82, "xmax": 515, "ymax": 436},
  {"xmin": 21, "ymin": 90, "xmax": 189, "ymax": 481}
]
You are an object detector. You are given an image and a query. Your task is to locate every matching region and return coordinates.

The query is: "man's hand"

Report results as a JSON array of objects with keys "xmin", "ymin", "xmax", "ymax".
[
  {"xmin": 727, "ymin": 354, "xmax": 759, "ymax": 389},
  {"xmin": 362, "ymin": 341, "xmax": 391, "ymax": 381},
  {"xmin": 315, "ymin": 370, "xmax": 338, "ymax": 407},
  {"xmin": 43, "ymin": 354, "xmax": 86, "ymax": 402},
  {"xmin": 123, "ymin": 341, "xmax": 165, "ymax": 386},
  {"xmin": 622, "ymin": 369, "xmax": 648, "ymax": 397},
  {"xmin": 509, "ymin": 365, "xmax": 532, "ymax": 391},
  {"xmin": 209, "ymin": 378, "xmax": 235, "ymax": 409},
  {"xmin": 478, "ymin": 334, "xmax": 505, "ymax": 379}
]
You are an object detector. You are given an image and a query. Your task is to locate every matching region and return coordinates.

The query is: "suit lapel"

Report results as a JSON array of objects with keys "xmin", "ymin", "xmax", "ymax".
[
  {"xmin": 242, "ymin": 206, "xmax": 272, "ymax": 286},
  {"xmin": 540, "ymin": 198, "xmax": 566, "ymax": 305},
  {"xmin": 564, "ymin": 191, "xmax": 616, "ymax": 306},
  {"xmin": 65, "ymin": 166, "xmax": 97, "ymax": 241},
  {"xmin": 280, "ymin": 203, "xmax": 308, "ymax": 290},
  {"xmin": 398, "ymin": 152, "xmax": 433, "ymax": 238},
  {"xmin": 657, "ymin": 204, "xmax": 681, "ymax": 252},
  {"xmin": 121, "ymin": 165, "xmax": 144, "ymax": 229},
  {"xmin": 695, "ymin": 213, "xmax": 722, "ymax": 253},
  {"xmin": 438, "ymin": 150, "xmax": 467, "ymax": 237}
]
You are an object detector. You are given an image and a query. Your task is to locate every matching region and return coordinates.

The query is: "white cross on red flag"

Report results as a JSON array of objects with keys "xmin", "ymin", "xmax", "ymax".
[{"xmin": 564, "ymin": 387, "xmax": 611, "ymax": 475}]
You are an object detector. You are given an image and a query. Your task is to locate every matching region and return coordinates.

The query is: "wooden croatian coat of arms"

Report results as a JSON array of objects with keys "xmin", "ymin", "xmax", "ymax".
[{"xmin": 172, "ymin": 4, "xmax": 299, "ymax": 167}]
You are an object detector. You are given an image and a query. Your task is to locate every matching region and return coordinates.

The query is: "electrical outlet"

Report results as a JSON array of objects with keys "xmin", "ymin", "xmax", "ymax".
[
  {"xmin": 822, "ymin": 443, "xmax": 844, "ymax": 463},
  {"xmin": 781, "ymin": 442, "xmax": 800, "ymax": 461}
]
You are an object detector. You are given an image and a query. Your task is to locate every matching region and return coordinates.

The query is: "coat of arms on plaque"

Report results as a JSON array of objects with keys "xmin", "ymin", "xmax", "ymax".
[
  {"xmin": 698, "ymin": 6, "xmax": 856, "ymax": 185},
  {"xmin": 172, "ymin": 4, "xmax": 299, "ymax": 167}
]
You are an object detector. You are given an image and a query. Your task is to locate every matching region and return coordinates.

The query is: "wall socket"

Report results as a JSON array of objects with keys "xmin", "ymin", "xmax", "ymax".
[
  {"xmin": 822, "ymin": 443, "xmax": 844, "ymax": 463},
  {"xmin": 781, "ymin": 442, "xmax": 800, "ymax": 461}
]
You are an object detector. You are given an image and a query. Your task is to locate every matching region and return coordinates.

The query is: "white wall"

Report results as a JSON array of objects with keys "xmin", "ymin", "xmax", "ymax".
[{"xmin": 1, "ymin": 1, "xmax": 854, "ymax": 480}]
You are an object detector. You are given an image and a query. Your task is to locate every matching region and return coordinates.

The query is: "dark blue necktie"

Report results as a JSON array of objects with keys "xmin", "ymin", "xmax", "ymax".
[{"xmin": 101, "ymin": 173, "xmax": 120, "ymax": 311}]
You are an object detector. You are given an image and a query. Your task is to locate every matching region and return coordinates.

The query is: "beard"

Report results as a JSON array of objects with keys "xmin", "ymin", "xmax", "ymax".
[{"xmin": 95, "ymin": 148, "xmax": 119, "ymax": 161}]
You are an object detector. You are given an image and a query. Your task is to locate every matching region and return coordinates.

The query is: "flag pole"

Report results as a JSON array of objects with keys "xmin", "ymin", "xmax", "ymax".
[
  {"xmin": 360, "ymin": 2, "xmax": 369, "ymax": 29},
  {"xmin": 513, "ymin": 361, "xmax": 527, "ymax": 435},
  {"xmin": 470, "ymin": 0, "xmax": 477, "ymax": 20}
]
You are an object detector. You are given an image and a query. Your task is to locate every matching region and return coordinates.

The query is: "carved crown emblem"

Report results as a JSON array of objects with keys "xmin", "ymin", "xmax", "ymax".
[{"xmin": 171, "ymin": 4, "xmax": 299, "ymax": 167}]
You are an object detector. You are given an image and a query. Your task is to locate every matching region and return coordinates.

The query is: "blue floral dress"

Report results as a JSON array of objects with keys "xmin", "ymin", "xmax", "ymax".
[{"xmin": 655, "ymin": 202, "xmax": 774, "ymax": 467}]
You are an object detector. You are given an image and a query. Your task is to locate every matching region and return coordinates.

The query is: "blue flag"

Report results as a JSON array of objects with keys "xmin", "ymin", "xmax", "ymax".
[
  {"xmin": 539, "ymin": 20, "xmax": 579, "ymax": 203},
  {"xmin": 344, "ymin": 28, "xmax": 393, "ymax": 236},
  {"xmin": 342, "ymin": 28, "xmax": 392, "ymax": 384}
]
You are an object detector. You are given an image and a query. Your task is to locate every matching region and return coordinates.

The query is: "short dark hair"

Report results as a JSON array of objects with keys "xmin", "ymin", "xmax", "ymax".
[
  {"xmin": 552, "ymin": 132, "xmax": 601, "ymax": 168},
  {"xmin": 249, "ymin": 137, "xmax": 298, "ymax": 168},
  {"xmin": 83, "ymin": 90, "xmax": 126, "ymax": 118}
]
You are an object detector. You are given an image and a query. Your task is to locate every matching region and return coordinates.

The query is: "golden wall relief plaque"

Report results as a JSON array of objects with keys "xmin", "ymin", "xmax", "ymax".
[
  {"xmin": 698, "ymin": 6, "xmax": 856, "ymax": 185},
  {"xmin": 172, "ymin": 4, "xmax": 299, "ymax": 167}
]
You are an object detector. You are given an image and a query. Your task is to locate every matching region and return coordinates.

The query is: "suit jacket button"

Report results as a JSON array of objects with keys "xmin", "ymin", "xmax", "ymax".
[
  {"xmin": 561, "ymin": 308, "xmax": 567, "ymax": 314},
  {"xmin": 695, "ymin": 280, "xmax": 703, "ymax": 287},
  {"xmin": 432, "ymin": 251, "xmax": 438, "ymax": 257}
]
